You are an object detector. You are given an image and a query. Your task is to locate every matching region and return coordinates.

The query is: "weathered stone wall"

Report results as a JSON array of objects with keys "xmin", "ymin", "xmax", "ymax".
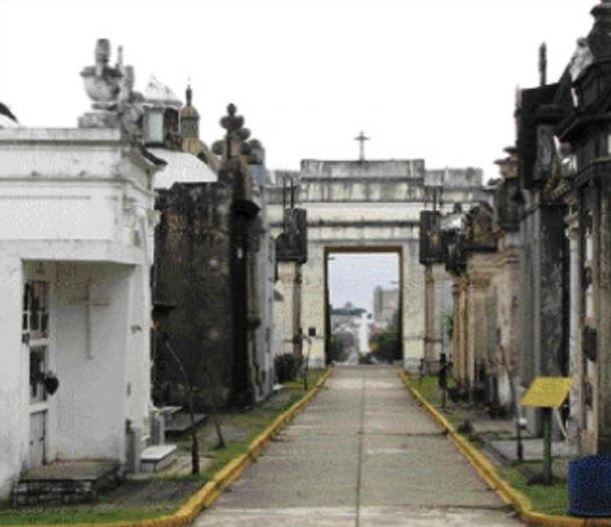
[
  {"xmin": 249, "ymin": 168, "xmax": 276, "ymax": 402},
  {"xmin": 518, "ymin": 201, "xmax": 569, "ymax": 433},
  {"xmin": 489, "ymin": 234, "xmax": 521, "ymax": 408},
  {"xmin": 154, "ymin": 182, "xmax": 236, "ymax": 409},
  {"xmin": 598, "ymin": 179, "xmax": 611, "ymax": 452}
]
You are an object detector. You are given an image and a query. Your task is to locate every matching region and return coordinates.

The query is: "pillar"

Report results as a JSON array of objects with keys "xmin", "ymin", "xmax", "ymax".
[
  {"xmin": 0, "ymin": 255, "xmax": 26, "ymax": 499},
  {"xmin": 277, "ymin": 260, "xmax": 302, "ymax": 356}
]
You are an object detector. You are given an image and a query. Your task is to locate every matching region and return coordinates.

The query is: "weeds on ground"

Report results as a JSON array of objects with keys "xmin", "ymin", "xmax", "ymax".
[{"xmin": 498, "ymin": 465, "xmax": 568, "ymax": 515}]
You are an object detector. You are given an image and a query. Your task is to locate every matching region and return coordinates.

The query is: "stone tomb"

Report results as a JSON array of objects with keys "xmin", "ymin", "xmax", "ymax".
[{"xmin": 0, "ymin": 127, "xmax": 160, "ymax": 500}]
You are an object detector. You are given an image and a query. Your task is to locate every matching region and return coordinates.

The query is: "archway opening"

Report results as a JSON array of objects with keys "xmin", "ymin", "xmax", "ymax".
[{"xmin": 324, "ymin": 248, "xmax": 402, "ymax": 365}]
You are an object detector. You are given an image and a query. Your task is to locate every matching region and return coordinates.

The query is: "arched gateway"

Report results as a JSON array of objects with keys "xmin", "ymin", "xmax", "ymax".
[{"xmin": 268, "ymin": 159, "xmax": 484, "ymax": 369}]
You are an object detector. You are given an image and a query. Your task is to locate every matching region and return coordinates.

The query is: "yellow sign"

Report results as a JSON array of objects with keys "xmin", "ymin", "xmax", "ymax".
[{"xmin": 521, "ymin": 377, "xmax": 572, "ymax": 408}]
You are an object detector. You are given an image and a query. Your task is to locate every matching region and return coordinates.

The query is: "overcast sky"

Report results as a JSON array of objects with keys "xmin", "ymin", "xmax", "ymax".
[
  {"xmin": 0, "ymin": 0, "xmax": 596, "ymax": 310},
  {"xmin": 0, "ymin": 0, "xmax": 594, "ymax": 179},
  {"xmin": 329, "ymin": 253, "xmax": 399, "ymax": 313}
]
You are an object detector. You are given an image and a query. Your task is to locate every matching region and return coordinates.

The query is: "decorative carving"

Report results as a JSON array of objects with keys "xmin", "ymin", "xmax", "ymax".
[
  {"xmin": 79, "ymin": 39, "xmax": 144, "ymax": 139},
  {"xmin": 276, "ymin": 208, "xmax": 307, "ymax": 263},
  {"xmin": 569, "ymin": 38, "xmax": 594, "ymax": 83},
  {"xmin": 536, "ymin": 125, "xmax": 554, "ymax": 175},
  {"xmin": 419, "ymin": 211, "xmax": 444, "ymax": 264},
  {"xmin": 444, "ymin": 229, "xmax": 467, "ymax": 275},
  {"xmin": 81, "ymin": 39, "xmax": 122, "ymax": 110},
  {"xmin": 464, "ymin": 204, "xmax": 496, "ymax": 251}
]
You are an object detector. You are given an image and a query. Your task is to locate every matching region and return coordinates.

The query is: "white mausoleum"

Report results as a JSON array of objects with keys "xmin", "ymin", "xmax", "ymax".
[{"xmin": 0, "ymin": 41, "xmax": 163, "ymax": 498}]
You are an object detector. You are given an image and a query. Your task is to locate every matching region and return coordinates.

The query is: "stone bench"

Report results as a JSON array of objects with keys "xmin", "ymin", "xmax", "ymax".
[{"xmin": 140, "ymin": 444, "xmax": 177, "ymax": 473}]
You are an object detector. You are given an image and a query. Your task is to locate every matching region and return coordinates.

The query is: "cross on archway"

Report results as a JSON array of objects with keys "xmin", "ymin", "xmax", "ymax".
[{"xmin": 354, "ymin": 131, "xmax": 369, "ymax": 162}]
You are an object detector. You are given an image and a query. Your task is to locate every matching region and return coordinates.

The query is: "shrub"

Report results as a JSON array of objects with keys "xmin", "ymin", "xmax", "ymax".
[
  {"xmin": 326, "ymin": 335, "xmax": 348, "ymax": 364},
  {"xmin": 275, "ymin": 353, "xmax": 303, "ymax": 383},
  {"xmin": 371, "ymin": 330, "xmax": 401, "ymax": 363}
]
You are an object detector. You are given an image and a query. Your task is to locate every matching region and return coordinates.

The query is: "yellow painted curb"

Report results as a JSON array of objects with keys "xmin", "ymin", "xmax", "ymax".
[
  {"xmin": 399, "ymin": 370, "xmax": 611, "ymax": 527},
  {"xmin": 18, "ymin": 368, "xmax": 334, "ymax": 527}
]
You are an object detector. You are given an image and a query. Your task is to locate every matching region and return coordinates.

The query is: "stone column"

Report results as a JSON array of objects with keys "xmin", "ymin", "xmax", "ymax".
[
  {"xmin": 277, "ymin": 260, "xmax": 302, "ymax": 356},
  {"xmin": 494, "ymin": 241, "xmax": 521, "ymax": 409},
  {"xmin": 424, "ymin": 265, "xmax": 435, "ymax": 372},
  {"xmin": 597, "ymin": 179, "xmax": 611, "ymax": 453},
  {"xmin": 466, "ymin": 269, "xmax": 492, "ymax": 400},
  {"xmin": 0, "ymin": 255, "xmax": 27, "ymax": 499},
  {"xmin": 565, "ymin": 202, "xmax": 584, "ymax": 450},
  {"xmin": 403, "ymin": 240, "xmax": 425, "ymax": 370},
  {"xmin": 451, "ymin": 276, "xmax": 469, "ymax": 391},
  {"xmin": 435, "ymin": 265, "xmax": 454, "ymax": 359},
  {"xmin": 301, "ymin": 244, "xmax": 325, "ymax": 367}
]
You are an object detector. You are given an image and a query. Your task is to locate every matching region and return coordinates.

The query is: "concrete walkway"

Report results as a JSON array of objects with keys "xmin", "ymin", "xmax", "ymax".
[{"xmin": 195, "ymin": 367, "xmax": 521, "ymax": 526}]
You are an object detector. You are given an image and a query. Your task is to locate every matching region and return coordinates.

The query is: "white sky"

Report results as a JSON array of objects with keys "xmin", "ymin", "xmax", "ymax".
[
  {"xmin": 0, "ymin": 0, "xmax": 595, "ymax": 308},
  {"xmin": 0, "ymin": 0, "xmax": 594, "ymax": 180},
  {"xmin": 329, "ymin": 253, "xmax": 399, "ymax": 314}
]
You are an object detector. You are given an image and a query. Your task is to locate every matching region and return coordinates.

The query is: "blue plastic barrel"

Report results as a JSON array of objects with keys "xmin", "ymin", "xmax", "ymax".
[{"xmin": 568, "ymin": 455, "xmax": 611, "ymax": 517}]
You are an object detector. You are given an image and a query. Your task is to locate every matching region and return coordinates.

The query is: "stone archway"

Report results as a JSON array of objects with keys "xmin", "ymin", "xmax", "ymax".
[
  {"xmin": 268, "ymin": 159, "xmax": 484, "ymax": 369},
  {"xmin": 323, "ymin": 245, "xmax": 404, "ymax": 364}
]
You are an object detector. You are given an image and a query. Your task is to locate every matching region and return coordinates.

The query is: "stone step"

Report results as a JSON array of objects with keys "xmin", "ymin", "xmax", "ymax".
[
  {"xmin": 140, "ymin": 444, "xmax": 177, "ymax": 473},
  {"xmin": 12, "ymin": 460, "xmax": 120, "ymax": 506},
  {"xmin": 164, "ymin": 412, "xmax": 207, "ymax": 435}
]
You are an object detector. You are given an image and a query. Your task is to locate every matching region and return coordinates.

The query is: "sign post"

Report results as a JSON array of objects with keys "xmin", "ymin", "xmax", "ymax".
[{"xmin": 521, "ymin": 377, "xmax": 572, "ymax": 485}]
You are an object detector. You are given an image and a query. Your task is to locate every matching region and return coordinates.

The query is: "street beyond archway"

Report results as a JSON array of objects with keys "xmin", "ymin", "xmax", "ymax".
[{"xmin": 195, "ymin": 367, "xmax": 520, "ymax": 526}]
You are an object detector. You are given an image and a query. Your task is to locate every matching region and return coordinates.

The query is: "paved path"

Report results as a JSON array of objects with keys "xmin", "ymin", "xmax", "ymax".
[{"xmin": 195, "ymin": 367, "xmax": 521, "ymax": 526}]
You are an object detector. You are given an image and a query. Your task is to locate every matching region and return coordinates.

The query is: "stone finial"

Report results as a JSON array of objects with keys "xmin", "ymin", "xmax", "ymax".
[
  {"xmin": 539, "ymin": 42, "xmax": 547, "ymax": 86},
  {"xmin": 247, "ymin": 139, "xmax": 265, "ymax": 165},
  {"xmin": 220, "ymin": 103, "xmax": 245, "ymax": 134},
  {"xmin": 79, "ymin": 39, "xmax": 143, "ymax": 137},
  {"xmin": 217, "ymin": 104, "xmax": 253, "ymax": 160},
  {"xmin": 94, "ymin": 39, "xmax": 110, "ymax": 74},
  {"xmin": 591, "ymin": 0, "xmax": 611, "ymax": 37},
  {"xmin": 81, "ymin": 38, "xmax": 122, "ymax": 110}
]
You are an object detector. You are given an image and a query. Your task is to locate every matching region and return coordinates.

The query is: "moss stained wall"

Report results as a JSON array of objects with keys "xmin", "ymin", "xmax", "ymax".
[{"xmin": 154, "ymin": 182, "xmax": 237, "ymax": 409}]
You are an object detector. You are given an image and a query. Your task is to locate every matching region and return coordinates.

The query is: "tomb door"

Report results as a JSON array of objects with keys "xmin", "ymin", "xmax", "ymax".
[
  {"xmin": 28, "ymin": 411, "xmax": 46, "ymax": 468},
  {"xmin": 23, "ymin": 280, "xmax": 50, "ymax": 468}
]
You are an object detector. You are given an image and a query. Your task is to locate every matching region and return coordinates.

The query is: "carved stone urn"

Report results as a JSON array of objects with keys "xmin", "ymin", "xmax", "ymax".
[{"xmin": 80, "ymin": 39, "xmax": 122, "ymax": 110}]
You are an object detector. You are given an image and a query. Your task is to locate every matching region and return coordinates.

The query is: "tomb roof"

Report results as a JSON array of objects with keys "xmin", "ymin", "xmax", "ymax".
[
  {"xmin": 149, "ymin": 148, "xmax": 217, "ymax": 189},
  {"xmin": 144, "ymin": 75, "xmax": 181, "ymax": 109}
]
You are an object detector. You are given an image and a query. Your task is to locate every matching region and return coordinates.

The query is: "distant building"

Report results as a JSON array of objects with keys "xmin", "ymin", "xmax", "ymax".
[
  {"xmin": 373, "ymin": 286, "xmax": 399, "ymax": 329},
  {"xmin": 331, "ymin": 303, "xmax": 369, "ymax": 356}
]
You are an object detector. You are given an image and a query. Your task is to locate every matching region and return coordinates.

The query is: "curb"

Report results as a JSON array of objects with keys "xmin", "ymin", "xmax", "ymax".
[
  {"xmin": 20, "ymin": 368, "xmax": 334, "ymax": 527},
  {"xmin": 399, "ymin": 370, "xmax": 611, "ymax": 527}
]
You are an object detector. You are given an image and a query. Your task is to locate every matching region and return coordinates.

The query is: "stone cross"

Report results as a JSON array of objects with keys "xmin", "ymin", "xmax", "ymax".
[
  {"xmin": 70, "ymin": 280, "xmax": 109, "ymax": 359},
  {"xmin": 354, "ymin": 131, "xmax": 369, "ymax": 162}
]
